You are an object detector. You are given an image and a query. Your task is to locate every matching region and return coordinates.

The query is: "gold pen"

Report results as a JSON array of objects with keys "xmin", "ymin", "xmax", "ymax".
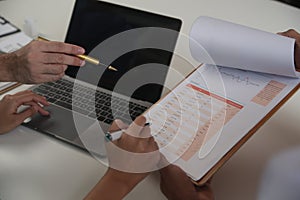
[{"xmin": 37, "ymin": 36, "xmax": 118, "ymax": 71}]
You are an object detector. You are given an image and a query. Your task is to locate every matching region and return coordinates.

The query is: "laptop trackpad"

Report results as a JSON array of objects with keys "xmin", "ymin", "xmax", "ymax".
[{"xmin": 24, "ymin": 105, "xmax": 95, "ymax": 142}]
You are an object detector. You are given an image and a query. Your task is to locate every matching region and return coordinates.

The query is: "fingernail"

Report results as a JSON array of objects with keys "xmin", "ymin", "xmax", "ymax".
[
  {"xmin": 80, "ymin": 60, "xmax": 86, "ymax": 67},
  {"xmin": 78, "ymin": 47, "xmax": 85, "ymax": 54}
]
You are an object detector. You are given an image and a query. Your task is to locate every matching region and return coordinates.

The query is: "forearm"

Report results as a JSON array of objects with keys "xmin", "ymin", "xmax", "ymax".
[
  {"xmin": 84, "ymin": 169, "xmax": 138, "ymax": 200},
  {"xmin": 0, "ymin": 53, "xmax": 17, "ymax": 82},
  {"xmin": 84, "ymin": 117, "xmax": 157, "ymax": 199}
]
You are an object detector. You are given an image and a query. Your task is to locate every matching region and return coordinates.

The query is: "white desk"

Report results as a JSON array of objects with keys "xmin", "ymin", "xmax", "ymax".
[{"xmin": 1, "ymin": 1, "xmax": 300, "ymax": 200}]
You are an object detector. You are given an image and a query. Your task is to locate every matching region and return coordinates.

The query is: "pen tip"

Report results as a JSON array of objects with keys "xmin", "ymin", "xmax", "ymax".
[{"xmin": 108, "ymin": 66, "xmax": 118, "ymax": 71}]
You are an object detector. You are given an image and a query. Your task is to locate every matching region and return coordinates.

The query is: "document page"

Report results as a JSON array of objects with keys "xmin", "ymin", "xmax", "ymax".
[
  {"xmin": 189, "ymin": 16, "xmax": 298, "ymax": 77},
  {"xmin": 0, "ymin": 82, "xmax": 17, "ymax": 90},
  {"xmin": 0, "ymin": 32, "xmax": 32, "ymax": 53},
  {"xmin": 0, "ymin": 16, "xmax": 19, "ymax": 37},
  {"xmin": 145, "ymin": 64, "xmax": 299, "ymax": 180}
]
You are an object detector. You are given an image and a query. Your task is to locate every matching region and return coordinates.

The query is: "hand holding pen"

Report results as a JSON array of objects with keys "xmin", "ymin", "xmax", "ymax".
[
  {"xmin": 37, "ymin": 36, "xmax": 118, "ymax": 71},
  {"xmin": 106, "ymin": 116, "xmax": 159, "ymax": 170},
  {"xmin": 105, "ymin": 122, "xmax": 151, "ymax": 141},
  {"xmin": 86, "ymin": 116, "xmax": 161, "ymax": 199},
  {"xmin": 1, "ymin": 37, "xmax": 87, "ymax": 84}
]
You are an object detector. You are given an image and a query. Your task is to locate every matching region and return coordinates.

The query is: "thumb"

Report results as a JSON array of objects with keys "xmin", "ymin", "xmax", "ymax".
[
  {"xmin": 15, "ymin": 106, "xmax": 37, "ymax": 124},
  {"xmin": 278, "ymin": 29, "xmax": 299, "ymax": 38},
  {"xmin": 125, "ymin": 115, "xmax": 146, "ymax": 137}
]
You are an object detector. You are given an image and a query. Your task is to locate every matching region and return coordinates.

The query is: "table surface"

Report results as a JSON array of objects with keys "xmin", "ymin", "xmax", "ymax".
[{"xmin": 0, "ymin": 0, "xmax": 300, "ymax": 199}]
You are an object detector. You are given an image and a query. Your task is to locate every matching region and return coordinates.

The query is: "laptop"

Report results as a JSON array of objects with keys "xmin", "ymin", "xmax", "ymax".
[{"xmin": 23, "ymin": 0, "xmax": 182, "ymax": 156}]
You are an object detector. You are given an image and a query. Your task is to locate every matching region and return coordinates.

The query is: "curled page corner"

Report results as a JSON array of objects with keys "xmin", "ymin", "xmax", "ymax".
[{"xmin": 189, "ymin": 16, "xmax": 297, "ymax": 78}]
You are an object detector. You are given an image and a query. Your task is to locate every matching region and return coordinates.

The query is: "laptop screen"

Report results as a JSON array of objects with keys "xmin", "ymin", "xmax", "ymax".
[{"xmin": 65, "ymin": 0, "xmax": 182, "ymax": 103}]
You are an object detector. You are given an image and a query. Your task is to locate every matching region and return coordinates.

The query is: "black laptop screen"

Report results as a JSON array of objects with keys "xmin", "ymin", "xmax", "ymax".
[{"xmin": 65, "ymin": 0, "xmax": 182, "ymax": 103}]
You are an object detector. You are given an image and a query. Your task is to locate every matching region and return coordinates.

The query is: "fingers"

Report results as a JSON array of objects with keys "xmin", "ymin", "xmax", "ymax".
[
  {"xmin": 147, "ymin": 136, "xmax": 159, "ymax": 152},
  {"xmin": 42, "ymin": 53, "xmax": 85, "ymax": 67},
  {"xmin": 279, "ymin": 29, "xmax": 300, "ymax": 71},
  {"xmin": 26, "ymin": 40, "xmax": 85, "ymax": 67},
  {"xmin": 109, "ymin": 119, "xmax": 128, "ymax": 132},
  {"xmin": 38, "ymin": 64, "xmax": 67, "ymax": 75},
  {"xmin": 38, "ymin": 41, "xmax": 86, "ymax": 67},
  {"xmin": 3, "ymin": 90, "xmax": 49, "ymax": 114},
  {"xmin": 106, "ymin": 116, "xmax": 161, "ymax": 173},
  {"xmin": 278, "ymin": 29, "xmax": 300, "ymax": 39},
  {"xmin": 24, "ymin": 101, "xmax": 49, "ymax": 116},
  {"xmin": 160, "ymin": 164, "xmax": 215, "ymax": 200},
  {"xmin": 131, "ymin": 115, "xmax": 147, "ymax": 128},
  {"xmin": 10, "ymin": 40, "xmax": 86, "ymax": 84},
  {"xmin": 27, "ymin": 40, "xmax": 85, "ymax": 76},
  {"xmin": 125, "ymin": 115, "xmax": 147, "ymax": 137},
  {"xmin": 11, "ymin": 92, "xmax": 49, "ymax": 109},
  {"xmin": 140, "ymin": 125, "xmax": 151, "ymax": 138},
  {"xmin": 0, "ymin": 91, "xmax": 50, "ymax": 133},
  {"xmin": 109, "ymin": 116, "xmax": 158, "ymax": 154},
  {"xmin": 38, "ymin": 40, "xmax": 85, "ymax": 55},
  {"xmin": 160, "ymin": 163, "xmax": 184, "ymax": 175},
  {"xmin": 195, "ymin": 182, "xmax": 215, "ymax": 200},
  {"xmin": 15, "ymin": 106, "xmax": 38, "ymax": 125},
  {"xmin": 33, "ymin": 72, "xmax": 65, "ymax": 83},
  {"xmin": 159, "ymin": 164, "xmax": 207, "ymax": 200}
]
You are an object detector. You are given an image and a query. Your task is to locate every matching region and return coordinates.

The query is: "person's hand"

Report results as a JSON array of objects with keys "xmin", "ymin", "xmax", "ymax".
[
  {"xmin": 107, "ymin": 116, "xmax": 160, "ymax": 182},
  {"xmin": 160, "ymin": 164, "xmax": 214, "ymax": 200},
  {"xmin": 84, "ymin": 116, "xmax": 161, "ymax": 200},
  {"xmin": 0, "ymin": 90, "xmax": 49, "ymax": 134},
  {"xmin": 278, "ymin": 29, "xmax": 300, "ymax": 70},
  {"xmin": 1, "ymin": 40, "xmax": 85, "ymax": 83}
]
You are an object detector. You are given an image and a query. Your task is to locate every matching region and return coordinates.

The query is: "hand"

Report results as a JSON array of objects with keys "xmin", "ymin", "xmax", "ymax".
[
  {"xmin": 107, "ymin": 116, "xmax": 160, "ymax": 176},
  {"xmin": 160, "ymin": 164, "xmax": 214, "ymax": 200},
  {"xmin": 1, "ymin": 40, "xmax": 85, "ymax": 83},
  {"xmin": 278, "ymin": 29, "xmax": 300, "ymax": 70},
  {"xmin": 84, "ymin": 116, "xmax": 161, "ymax": 200},
  {"xmin": 0, "ymin": 90, "xmax": 49, "ymax": 134}
]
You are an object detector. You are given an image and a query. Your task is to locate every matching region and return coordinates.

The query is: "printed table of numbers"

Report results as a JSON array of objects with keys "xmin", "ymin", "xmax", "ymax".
[{"xmin": 146, "ymin": 83, "xmax": 243, "ymax": 161}]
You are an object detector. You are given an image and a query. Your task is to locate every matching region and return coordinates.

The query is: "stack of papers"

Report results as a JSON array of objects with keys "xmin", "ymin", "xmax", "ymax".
[
  {"xmin": 0, "ymin": 82, "xmax": 17, "ymax": 90},
  {"xmin": 0, "ymin": 16, "xmax": 20, "ymax": 38}
]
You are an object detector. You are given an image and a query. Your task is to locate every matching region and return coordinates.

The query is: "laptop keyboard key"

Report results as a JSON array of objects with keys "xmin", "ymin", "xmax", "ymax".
[
  {"xmin": 56, "ymin": 101, "xmax": 72, "ymax": 110},
  {"xmin": 73, "ymin": 106, "xmax": 89, "ymax": 115},
  {"xmin": 88, "ymin": 112, "xmax": 97, "ymax": 118},
  {"xmin": 47, "ymin": 98, "xmax": 57, "ymax": 103},
  {"xmin": 97, "ymin": 116, "xmax": 105, "ymax": 122},
  {"xmin": 104, "ymin": 119, "xmax": 113, "ymax": 124}
]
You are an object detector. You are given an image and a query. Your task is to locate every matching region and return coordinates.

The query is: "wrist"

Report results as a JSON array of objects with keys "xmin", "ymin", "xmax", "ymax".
[
  {"xmin": 84, "ymin": 167, "xmax": 147, "ymax": 200},
  {"xmin": 0, "ymin": 53, "xmax": 17, "ymax": 82},
  {"xmin": 105, "ymin": 168, "xmax": 142, "ymax": 191}
]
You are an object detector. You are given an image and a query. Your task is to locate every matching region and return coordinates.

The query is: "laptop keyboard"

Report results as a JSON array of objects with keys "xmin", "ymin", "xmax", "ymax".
[{"xmin": 32, "ymin": 79, "xmax": 148, "ymax": 125}]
